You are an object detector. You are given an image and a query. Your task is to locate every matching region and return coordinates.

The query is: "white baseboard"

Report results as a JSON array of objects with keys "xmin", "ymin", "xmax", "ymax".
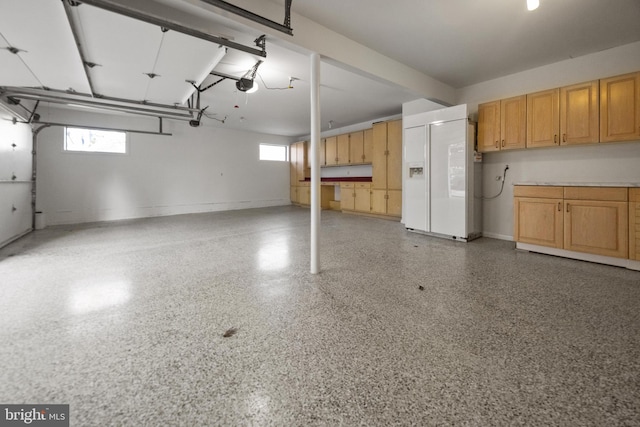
[
  {"xmin": 481, "ymin": 232, "xmax": 513, "ymax": 241},
  {"xmin": 45, "ymin": 199, "xmax": 291, "ymax": 226},
  {"xmin": 517, "ymin": 242, "xmax": 640, "ymax": 271}
]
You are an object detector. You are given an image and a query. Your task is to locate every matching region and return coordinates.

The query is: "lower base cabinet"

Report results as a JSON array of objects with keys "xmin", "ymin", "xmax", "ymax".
[
  {"xmin": 371, "ymin": 189, "xmax": 402, "ymax": 217},
  {"xmin": 514, "ymin": 185, "xmax": 629, "ymax": 260}
]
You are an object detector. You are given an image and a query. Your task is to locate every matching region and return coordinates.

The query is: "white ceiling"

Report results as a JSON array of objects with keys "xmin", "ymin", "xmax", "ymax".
[{"xmin": 1, "ymin": 0, "xmax": 640, "ymax": 138}]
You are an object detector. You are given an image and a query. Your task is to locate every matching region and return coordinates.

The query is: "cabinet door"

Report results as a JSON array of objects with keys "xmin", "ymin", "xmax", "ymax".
[
  {"xmin": 527, "ymin": 89, "xmax": 559, "ymax": 148},
  {"xmin": 372, "ymin": 122, "xmax": 388, "ymax": 189},
  {"xmin": 477, "ymin": 101, "xmax": 501, "ymax": 152},
  {"xmin": 370, "ymin": 189, "xmax": 387, "ymax": 214},
  {"xmin": 340, "ymin": 183, "xmax": 355, "ymax": 210},
  {"xmin": 290, "ymin": 144, "xmax": 297, "ymax": 185},
  {"xmin": 337, "ymin": 134, "xmax": 350, "ymax": 165},
  {"xmin": 630, "ymin": 189, "xmax": 640, "ymax": 261},
  {"xmin": 500, "ymin": 95, "xmax": 526, "ymax": 150},
  {"xmin": 387, "ymin": 190, "xmax": 402, "ymax": 217},
  {"xmin": 354, "ymin": 184, "xmax": 371, "ymax": 212},
  {"xmin": 564, "ymin": 200, "xmax": 628, "ymax": 258},
  {"xmin": 363, "ymin": 128, "xmax": 373, "ymax": 163},
  {"xmin": 320, "ymin": 138, "xmax": 326, "ymax": 166},
  {"xmin": 600, "ymin": 72, "xmax": 640, "ymax": 143},
  {"xmin": 290, "ymin": 186, "xmax": 298, "ymax": 203},
  {"xmin": 349, "ymin": 131, "xmax": 364, "ymax": 164},
  {"xmin": 560, "ymin": 80, "xmax": 599, "ymax": 145},
  {"xmin": 387, "ymin": 120, "xmax": 403, "ymax": 191},
  {"xmin": 295, "ymin": 142, "xmax": 306, "ymax": 181},
  {"xmin": 325, "ymin": 136, "xmax": 337, "ymax": 165},
  {"xmin": 298, "ymin": 185, "xmax": 310, "ymax": 206},
  {"xmin": 514, "ymin": 197, "xmax": 563, "ymax": 248}
]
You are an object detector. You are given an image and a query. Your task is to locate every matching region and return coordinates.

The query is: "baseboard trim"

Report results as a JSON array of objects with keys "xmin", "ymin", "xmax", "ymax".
[{"xmin": 517, "ymin": 242, "xmax": 640, "ymax": 271}]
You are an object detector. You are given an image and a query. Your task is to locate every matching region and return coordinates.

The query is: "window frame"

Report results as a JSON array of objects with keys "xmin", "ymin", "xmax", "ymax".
[
  {"xmin": 63, "ymin": 126, "xmax": 129, "ymax": 155},
  {"xmin": 259, "ymin": 143, "xmax": 289, "ymax": 162}
]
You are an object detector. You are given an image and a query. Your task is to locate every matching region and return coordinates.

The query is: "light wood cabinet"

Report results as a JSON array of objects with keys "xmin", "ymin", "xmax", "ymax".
[
  {"xmin": 340, "ymin": 182, "xmax": 355, "ymax": 211},
  {"xmin": 514, "ymin": 186, "xmax": 629, "ymax": 259},
  {"xmin": 477, "ymin": 100, "xmax": 501, "ymax": 152},
  {"xmin": 514, "ymin": 186, "xmax": 564, "ymax": 248},
  {"xmin": 340, "ymin": 182, "xmax": 371, "ymax": 212},
  {"xmin": 630, "ymin": 188, "xmax": 640, "ymax": 261},
  {"xmin": 325, "ymin": 136, "xmax": 337, "ymax": 166},
  {"xmin": 290, "ymin": 141, "xmax": 309, "ymax": 204},
  {"xmin": 348, "ymin": 131, "xmax": 363, "ymax": 164},
  {"xmin": 354, "ymin": 183, "xmax": 371, "ymax": 213},
  {"xmin": 600, "ymin": 72, "xmax": 640, "ymax": 143},
  {"xmin": 372, "ymin": 120, "xmax": 402, "ymax": 217},
  {"xmin": 501, "ymin": 95, "xmax": 527, "ymax": 150},
  {"xmin": 319, "ymin": 138, "xmax": 326, "ymax": 166},
  {"xmin": 337, "ymin": 134, "xmax": 350, "ymax": 165},
  {"xmin": 563, "ymin": 187, "xmax": 628, "ymax": 259},
  {"xmin": 527, "ymin": 89, "xmax": 559, "ymax": 148},
  {"xmin": 560, "ymin": 80, "xmax": 599, "ymax": 145},
  {"xmin": 478, "ymin": 97, "xmax": 525, "ymax": 152},
  {"xmin": 298, "ymin": 181, "xmax": 310, "ymax": 206},
  {"xmin": 363, "ymin": 128, "xmax": 373, "ymax": 164}
]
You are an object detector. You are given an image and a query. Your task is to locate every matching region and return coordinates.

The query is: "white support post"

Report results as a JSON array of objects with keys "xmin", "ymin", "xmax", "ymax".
[{"xmin": 310, "ymin": 52, "xmax": 321, "ymax": 274}]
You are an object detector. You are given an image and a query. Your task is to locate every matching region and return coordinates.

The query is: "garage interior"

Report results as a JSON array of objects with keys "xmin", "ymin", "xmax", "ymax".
[{"xmin": 1, "ymin": 0, "xmax": 640, "ymax": 425}]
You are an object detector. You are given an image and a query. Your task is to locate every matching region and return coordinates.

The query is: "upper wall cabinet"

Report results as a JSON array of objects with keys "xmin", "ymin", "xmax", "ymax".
[
  {"xmin": 501, "ymin": 95, "xmax": 527, "ymax": 150},
  {"xmin": 526, "ymin": 81, "xmax": 599, "ymax": 148},
  {"xmin": 478, "ymin": 96, "xmax": 526, "ymax": 152},
  {"xmin": 478, "ymin": 100, "xmax": 501, "ymax": 152},
  {"xmin": 527, "ymin": 89, "xmax": 559, "ymax": 148},
  {"xmin": 600, "ymin": 72, "xmax": 640, "ymax": 143},
  {"xmin": 560, "ymin": 80, "xmax": 599, "ymax": 145}
]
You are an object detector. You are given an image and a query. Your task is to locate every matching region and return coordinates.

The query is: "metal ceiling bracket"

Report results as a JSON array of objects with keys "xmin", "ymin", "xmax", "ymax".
[
  {"xmin": 199, "ymin": 0, "xmax": 293, "ymax": 36},
  {"xmin": 77, "ymin": 0, "xmax": 267, "ymax": 58}
]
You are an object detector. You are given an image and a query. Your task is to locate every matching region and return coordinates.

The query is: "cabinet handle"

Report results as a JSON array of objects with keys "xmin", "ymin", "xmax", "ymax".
[
  {"xmin": 566, "ymin": 203, "xmax": 570, "ymax": 213},
  {"xmin": 562, "ymin": 134, "xmax": 567, "ymax": 143},
  {"xmin": 495, "ymin": 140, "xmax": 499, "ymax": 148},
  {"xmin": 501, "ymin": 139, "xmax": 505, "ymax": 147},
  {"xmin": 554, "ymin": 134, "xmax": 557, "ymax": 144},
  {"xmin": 557, "ymin": 202, "xmax": 561, "ymax": 211}
]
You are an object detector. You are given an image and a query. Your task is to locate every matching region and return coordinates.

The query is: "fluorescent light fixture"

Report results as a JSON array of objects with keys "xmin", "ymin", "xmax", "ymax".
[{"xmin": 527, "ymin": 0, "xmax": 539, "ymax": 11}]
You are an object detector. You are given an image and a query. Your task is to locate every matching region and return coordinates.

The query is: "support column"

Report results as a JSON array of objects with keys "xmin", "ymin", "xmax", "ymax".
[{"xmin": 310, "ymin": 52, "xmax": 321, "ymax": 274}]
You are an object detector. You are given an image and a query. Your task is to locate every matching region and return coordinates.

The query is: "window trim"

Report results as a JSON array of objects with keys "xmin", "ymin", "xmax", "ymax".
[
  {"xmin": 259, "ymin": 143, "xmax": 289, "ymax": 162},
  {"xmin": 63, "ymin": 126, "xmax": 129, "ymax": 155}
]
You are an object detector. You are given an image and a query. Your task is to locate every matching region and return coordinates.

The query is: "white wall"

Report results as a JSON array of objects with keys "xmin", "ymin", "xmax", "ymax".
[
  {"xmin": 457, "ymin": 41, "xmax": 640, "ymax": 240},
  {"xmin": 36, "ymin": 108, "xmax": 292, "ymax": 226},
  {"xmin": 0, "ymin": 119, "xmax": 33, "ymax": 246}
]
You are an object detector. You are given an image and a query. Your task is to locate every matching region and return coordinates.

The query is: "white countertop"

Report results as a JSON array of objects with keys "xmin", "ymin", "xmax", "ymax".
[{"xmin": 514, "ymin": 182, "xmax": 640, "ymax": 187}]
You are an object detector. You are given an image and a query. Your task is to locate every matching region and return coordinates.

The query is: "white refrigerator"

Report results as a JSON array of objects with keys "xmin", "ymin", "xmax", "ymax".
[{"xmin": 403, "ymin": 104, "xmax": 482, "ymax": 241}]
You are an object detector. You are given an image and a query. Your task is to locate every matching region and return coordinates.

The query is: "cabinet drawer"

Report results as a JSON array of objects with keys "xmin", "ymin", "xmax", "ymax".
[
  {"xmin": 513, "ymin": 186, "xmax": 563, "ymax": 199},
  {"xmin": 355, "ymin": 182, "xmax": 371, "ymax": 189},
  {"xmin": 563, "ymin": 186, "xmax": 627, "ymax": 201},
  {"xmin": 340, "ymin": 182, "xmax": 354, "ymax": 189}
]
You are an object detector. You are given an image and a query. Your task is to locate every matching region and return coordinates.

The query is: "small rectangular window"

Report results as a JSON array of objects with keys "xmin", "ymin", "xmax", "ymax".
[
  {"xmin": 64, "ymin": 127, "xmax": 127, "ymax": 154},
  {"xmin": 259, "ymin": 144, "xmax": 288, "ymax": 161}
]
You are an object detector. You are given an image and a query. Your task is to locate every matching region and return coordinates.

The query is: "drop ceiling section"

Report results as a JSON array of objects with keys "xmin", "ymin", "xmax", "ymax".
[
  {"xmin": 73, "ymin": 3, "xmax": 227, "ymax": 105},
  {"xmin": 0, "ymin": 0, "xmax": 90, "ymax": 92}
]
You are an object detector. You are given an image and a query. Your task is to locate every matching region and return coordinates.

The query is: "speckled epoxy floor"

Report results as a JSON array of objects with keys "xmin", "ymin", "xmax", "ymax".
[{"xmin": 1, "ymin": 206, "xmax": 639, "ymax": 426}]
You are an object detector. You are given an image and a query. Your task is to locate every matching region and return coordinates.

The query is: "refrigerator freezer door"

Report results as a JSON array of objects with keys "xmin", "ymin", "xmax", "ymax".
[
  {"xmin": 404, "ymin": 125, "xmax": 428, "ymax": 232},
  {"xmin": 430, "ymin": 119, "xmax": 467, "ymax": 237}
]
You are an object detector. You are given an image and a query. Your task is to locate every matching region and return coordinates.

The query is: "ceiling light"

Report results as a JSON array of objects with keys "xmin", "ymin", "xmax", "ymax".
[{"xmin": 527, "ymin": 0, "xmax": 539, "ymax": 11}]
